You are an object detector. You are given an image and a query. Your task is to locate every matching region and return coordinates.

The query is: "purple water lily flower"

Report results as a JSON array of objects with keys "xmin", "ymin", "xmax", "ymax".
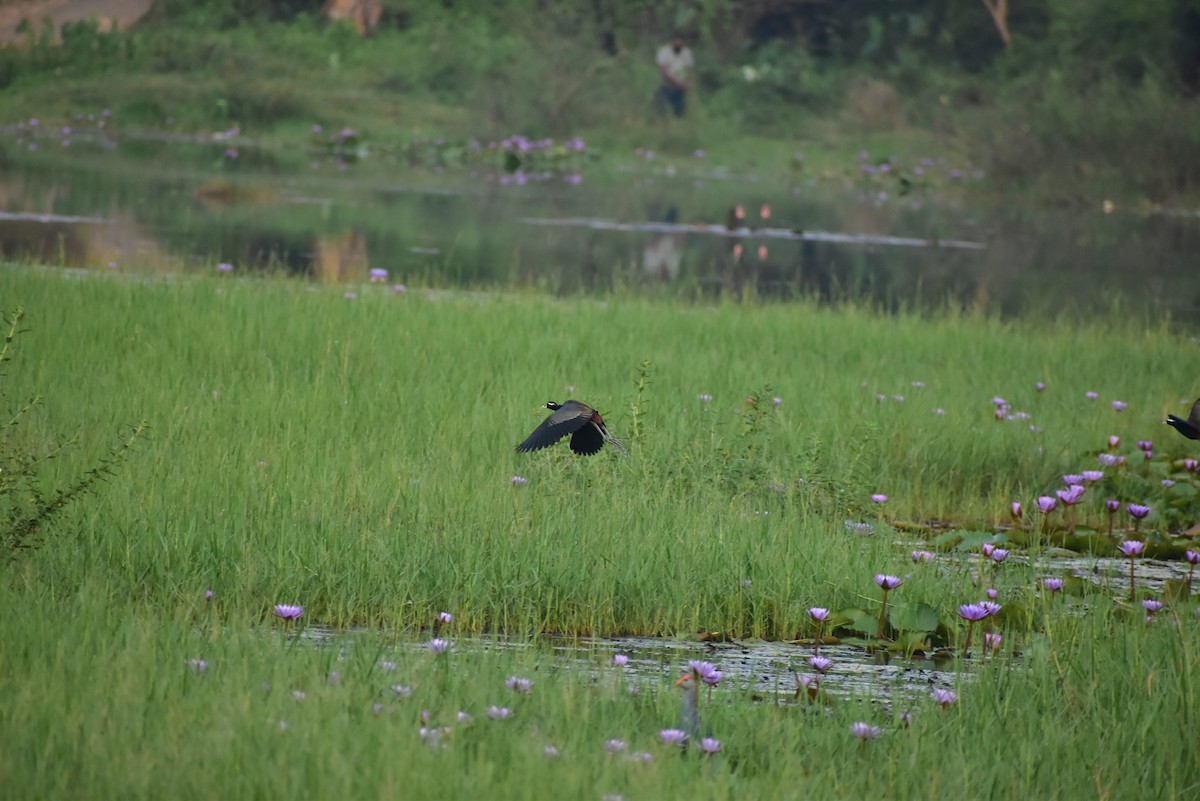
[
  {"xmin": 1112, "ymin": 400, "xmax": 1127, "ymax": 411},
  {"xmin": 613, "ymin": 654, "xmax": 629, "ymax": 666},
  {"xmin": 810, "ymin": 655, "xmax": 833, "ymax": 673},
  {"xmin": 1086, "ymin": 391, "xmax": 1099, "ymax": 400},
  {"xmin": 425, "ymin": 638, "xmax": 451, "ymax": 654},
  {"xmin": 1043, "ymin": 577, "xmax": 1065, "ymax": 592},
  {"xmin": 273, "ymin": 604, "xmax": 303, "ymax": 620},
  {"xmin": 980, "ymin": 601, "xmax": 1002, "ymax": 616},
  {"xmin": 808, "ymin": 607, "xmax": 830, "ymax": 621},
  {"xmin": 1011, "ymin": 501, "xmax": 1023, "ymax": 519},
  {"xmin": 1141, "ymin": 599, "xmax": 1164, "ymax": 614},
  {"xmin": 984, "ymin": 632, "xmax": 1002, "ymax": 652},
  {"xmin": 511, "ymin": 475, "xmax": 528, "ymax": 485},
  {"xmin": 1137, "ymin": 440, "xmax": 1153, "ymax": 451},
  {"xmin": 1117, "ymin": 540, "xmax": 1145, "ymax": 557},
  {"xmin": 1082, "ymin": 471, "xmax": 1104, "ymax": 482},
  {"xmin": 1108, "ymin": 435, "xmax": 1121, "ymax": 448},
  {"xmin": 1037, "ymin": 496, "xmax": 1057, "ymax": 514},
  {"xmin": 1098, "ymin": 453, "xmax": 1126, "ymax": 467},
  {"xmin": 1063, "ymin": 474, "xmax": 1084, "ymax": 485},
  {"xmin": 488, "ymin": 706, "xmax": 512, "ymax": 720},
  {"xmin": 1106, "ymin": 499, "xmax": 1120, "ymax": 512},
  {"xmin": 871, "ymin": 493, "xmax": 888, "ymax": 504},
  {"xmin": 1057, "ymin": 485, "xmax": 1086, "ymax": 505},
  {"xmin": 660, "ymin": 729, "xmax": 689, "ymax": 746},
  {"xmin": 604, "ymin": 738, "xmax": 626, "ymax": 753},
  {"xmin": 688, "ymin": 660, "xmax": 722, "ymax": 687},
  {"xmin": 989, "ymin": 548, "xmax": 1010, "ymax": 564},
  {"xmin": 437, "ymin": 611, "xmax": 453, "ymax": 623},
  {"xmin": 911, "ymin": 550, "xmax": 936, "ymax": 563},
  {"xmin": 931, "ymin": 688, "xmax": 957, "ymax": 707},
  {"xmin": 850, "ymin": 722, "xmax": 881, "ymax": 740},
  {"xmin": 875, "ymin": 574, "xmax": 902, "ymax": 590},
  {"xmin": 506, "ymin": 676, "xmax": 533, "ymax": 693},
  {"xmin": 1127, "ymin": 504, "xmax": 1151, "ymax": 520},
  {"xmin": 700, "ymin": 737, "xmax": 721, "ymax": 754},
  {"xmin": 957, "ymin": 603, "xmax": 989, "ymax": 622}
]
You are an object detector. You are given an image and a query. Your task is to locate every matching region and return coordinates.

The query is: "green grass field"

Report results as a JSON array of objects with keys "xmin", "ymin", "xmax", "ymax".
[{"xmin": 2, "ymin": 265, "xmax": 1199, "ymax": 798}]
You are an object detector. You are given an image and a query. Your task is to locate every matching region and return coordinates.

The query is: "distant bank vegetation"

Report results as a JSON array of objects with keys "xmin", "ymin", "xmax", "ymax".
[{"xmin": 2, "ymin": 0, "xmax": 1199, "ymax": 204}]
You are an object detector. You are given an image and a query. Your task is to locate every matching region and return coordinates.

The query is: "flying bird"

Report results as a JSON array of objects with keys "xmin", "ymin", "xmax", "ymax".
[
  {"xmin": 516, "ymin": 400, "xmax": 629, "ymax": 457},
  {"xmin": 1166, "ymin": 397, "xmax": 1200, "ymax": 440}
]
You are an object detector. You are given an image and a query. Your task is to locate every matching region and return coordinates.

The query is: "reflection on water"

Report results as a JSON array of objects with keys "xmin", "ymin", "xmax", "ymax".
[{"xmin": 3, "ymin": 137, "xmax": 1200, "ymax": 318}]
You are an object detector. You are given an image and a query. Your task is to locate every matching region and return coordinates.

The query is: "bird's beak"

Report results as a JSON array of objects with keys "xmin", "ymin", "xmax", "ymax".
[{"xmin": 675, "ymin": 669, "xmax": 700, "ymax": 686}]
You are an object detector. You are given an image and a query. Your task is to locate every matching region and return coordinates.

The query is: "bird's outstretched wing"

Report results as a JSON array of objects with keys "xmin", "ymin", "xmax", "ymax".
[
  {"xmin": 516, "ymin": 407, "xmax": 589, "ymax": 452},
  {"xmin": 1188, "ymin": 396, "xmax": 1200, "ymax": 428}
]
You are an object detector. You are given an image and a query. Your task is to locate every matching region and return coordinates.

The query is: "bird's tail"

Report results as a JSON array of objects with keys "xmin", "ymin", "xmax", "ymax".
[{"xmin": 605, "ymin": 433, "xmax": 631, "ymax": 458}]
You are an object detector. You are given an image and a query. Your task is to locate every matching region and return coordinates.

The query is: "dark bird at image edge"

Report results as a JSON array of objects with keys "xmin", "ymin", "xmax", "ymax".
[
  {"xmin": 1165, "ymin": 397, "xmax": 1200, "ymax": 440},
  {"xmin": 516, "ymin": 400, "xmax": 629, "ymax": 456}
]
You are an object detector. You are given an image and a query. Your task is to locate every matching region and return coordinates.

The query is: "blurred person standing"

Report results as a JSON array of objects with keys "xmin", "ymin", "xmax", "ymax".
[{"xmin": 654, "ymin": 33, "xmax": 694, "ymax": 117}]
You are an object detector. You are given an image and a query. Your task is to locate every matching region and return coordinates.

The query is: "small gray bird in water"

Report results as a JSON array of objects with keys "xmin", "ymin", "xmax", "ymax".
[{"xmin": 675, "ymin": 665, "xmax": 703, "ymax": 743}]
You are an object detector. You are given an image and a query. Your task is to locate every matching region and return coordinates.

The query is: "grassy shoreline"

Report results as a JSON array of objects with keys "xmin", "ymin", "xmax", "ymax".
[{"xmin": 3, "ymin": 265, "xmax": 1198, "ymax": 631}]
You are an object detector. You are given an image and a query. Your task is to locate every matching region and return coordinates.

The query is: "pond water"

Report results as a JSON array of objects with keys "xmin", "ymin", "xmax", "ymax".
[
  {"xmin": 302, "ymin": 625, "xmax": 968, "ymax": 711},
  {"xmin": 3, "ymin": 128, "xmax": 1200, "ymax": 319},
  {"xmin": 290, "ymin": 549, "xmax": 1195, "ymax": 710}
]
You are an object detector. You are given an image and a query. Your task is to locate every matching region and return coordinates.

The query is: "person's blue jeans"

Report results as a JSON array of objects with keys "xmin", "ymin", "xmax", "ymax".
[{"xmin": 654, "ymin": 84, "xmax": 687, "ymax": 117}]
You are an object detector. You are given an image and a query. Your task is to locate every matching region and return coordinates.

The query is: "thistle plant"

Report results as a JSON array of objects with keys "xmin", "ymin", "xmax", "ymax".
[{"xmin": 1, "ymin": 308, "xmax": 146, "ymax": 555}]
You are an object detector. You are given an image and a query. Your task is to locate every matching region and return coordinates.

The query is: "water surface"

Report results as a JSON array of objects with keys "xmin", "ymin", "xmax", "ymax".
[{"xmin": 3, "ymin": 131, "xmax": 1200, "ymax": 318}]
